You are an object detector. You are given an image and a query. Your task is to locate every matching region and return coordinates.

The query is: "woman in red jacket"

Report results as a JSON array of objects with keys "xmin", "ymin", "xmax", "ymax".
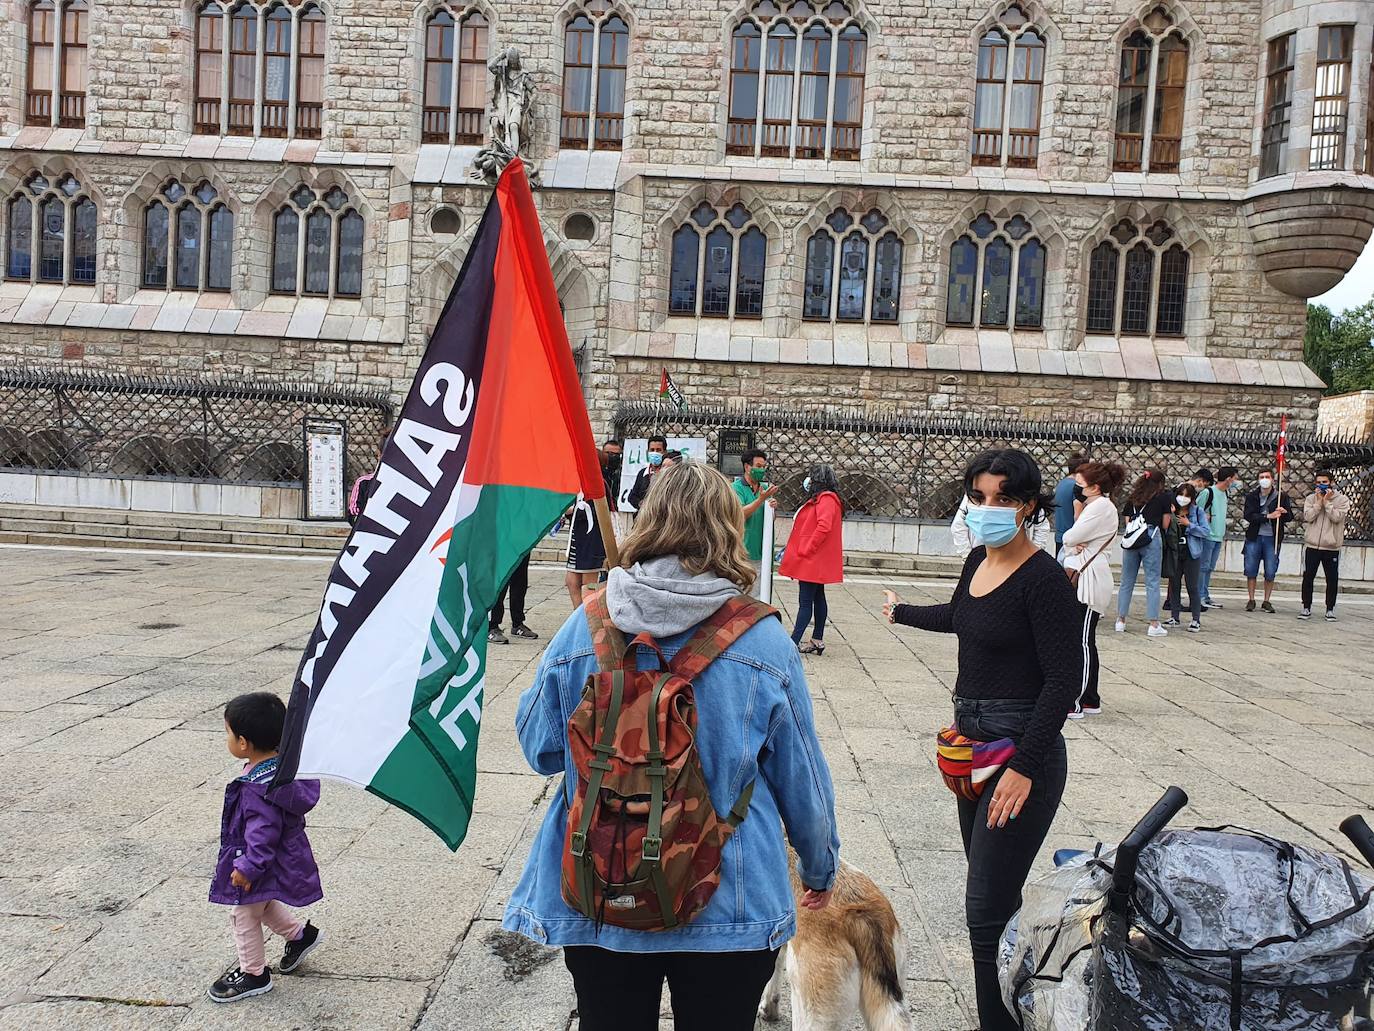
[{"xmin": 779, "ymin": 464, "xmax": 845, "ymax": 655}]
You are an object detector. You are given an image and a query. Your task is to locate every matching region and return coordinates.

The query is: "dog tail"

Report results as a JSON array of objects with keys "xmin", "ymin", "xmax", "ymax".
[{"xmin": 852, "ymin": 914, "xmax": 911, "ymax": 1030}]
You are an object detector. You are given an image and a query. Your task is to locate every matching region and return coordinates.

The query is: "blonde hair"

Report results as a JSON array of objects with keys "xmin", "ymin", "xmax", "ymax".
[{"xmin": 619, "ymin": 462, "xmax": 756, "ymax": 590}]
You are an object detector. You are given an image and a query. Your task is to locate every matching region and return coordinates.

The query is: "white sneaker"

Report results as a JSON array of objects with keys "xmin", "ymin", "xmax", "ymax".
[
  {"xmin": 1066, "ymin": 710, "xmax": 1086, "ymax": 720},
  {"xmin": 1081, "ymin": 706, "xmax": 1102, "ymax": 715},
  {"xmin": 1326, "ymin": 610, "xmax": 1337, "ymax": 622},
  {"xmin": 1113, "ymin": 620, "xmax": 1126, "ymax": 633},
  {"xmin": 1188, "ymin": 621, "xmax": 1202, "ymax": 633},
  {"xmin": 1147, "ymin": 624, "xmax": 1168, "ymax": 637}
]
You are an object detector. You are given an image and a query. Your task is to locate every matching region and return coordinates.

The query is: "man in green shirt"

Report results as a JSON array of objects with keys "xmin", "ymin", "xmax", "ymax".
[
  {"xmin": 1194, "ymin": 464, "xmax": 1237, "ymax": 610},
  {"xmin": 732, "ymin": 448, "xmax": 778, "ymax": 597}
]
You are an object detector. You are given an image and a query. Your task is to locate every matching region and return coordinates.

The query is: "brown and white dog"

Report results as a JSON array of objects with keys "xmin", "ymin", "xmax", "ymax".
[{"xmin": 758, "ymin": 851, "xmax": 914, "ymax": 1030}]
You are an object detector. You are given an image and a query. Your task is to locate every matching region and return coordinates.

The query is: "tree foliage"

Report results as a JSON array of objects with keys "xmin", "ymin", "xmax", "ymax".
[{"xmin": 1305, "ymin": 301, "xmax": 1374, "ymax": 395}]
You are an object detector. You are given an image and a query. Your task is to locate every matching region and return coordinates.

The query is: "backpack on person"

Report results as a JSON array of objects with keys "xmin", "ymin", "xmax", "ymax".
[
  {"xmin": 1121, "ymin": 504, "xmax": 1156, "ymax": 550},
  {"xmin": 562, "ymin": 590, "xmax": 777, "ymax": 931},
  {"xmin": 1199, "ymin": 485, "xmax": 1215, "ymax": 520}
]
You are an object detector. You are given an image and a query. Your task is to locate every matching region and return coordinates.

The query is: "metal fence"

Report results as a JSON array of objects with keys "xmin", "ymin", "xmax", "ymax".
[
  {"xmin": 0, "ymin": 367, "xmax": 394, "ymax": 487},
  {"xmin": 615, "ymin": 401, "xmax": 1374, "ymax": 542}
]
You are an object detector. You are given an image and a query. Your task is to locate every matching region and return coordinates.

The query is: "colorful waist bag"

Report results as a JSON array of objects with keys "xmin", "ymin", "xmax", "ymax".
[{"xmin": 936, "ymin": 726, "xmax": 1017, "ymax": 801}]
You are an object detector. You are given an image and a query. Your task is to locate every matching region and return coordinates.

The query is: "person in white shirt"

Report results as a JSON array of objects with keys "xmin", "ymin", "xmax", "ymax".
[
  {"xmin": 1060, "ymin": 460, "xmax": 1126, "ymax": 719},
  {"xmin": 951, "ymin": 493, "xmax": 1054, "ymax": 558}
]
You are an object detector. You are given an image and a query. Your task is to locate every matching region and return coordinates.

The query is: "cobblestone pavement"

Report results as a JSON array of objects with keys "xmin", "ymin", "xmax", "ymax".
[{"xmin": 1, "ymin": 544, "xmax": 1372, "ymax": 1031}]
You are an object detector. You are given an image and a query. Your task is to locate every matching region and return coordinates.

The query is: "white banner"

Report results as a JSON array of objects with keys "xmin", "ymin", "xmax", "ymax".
[{"xmin": 616, "ymin": 436, "xmax": 708, "ymax": 512}]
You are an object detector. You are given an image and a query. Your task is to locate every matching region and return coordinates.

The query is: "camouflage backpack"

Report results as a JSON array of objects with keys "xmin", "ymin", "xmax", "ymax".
[{"xmin": 561, "ymin": 589, "xmax": 777, "ymax": 931}]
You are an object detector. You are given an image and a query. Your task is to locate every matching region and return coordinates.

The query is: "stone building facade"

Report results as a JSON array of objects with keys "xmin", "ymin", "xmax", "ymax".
[{"xmin": 2, "ymin": 0, "xmax": 1374, "ymax": 441}]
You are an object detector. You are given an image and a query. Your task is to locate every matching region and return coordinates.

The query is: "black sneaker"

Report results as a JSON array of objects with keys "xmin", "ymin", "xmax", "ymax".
[
  {"xmin": 1261, "ymin": 601, "xmax": 1276, "ymax": 614},
  {"xmin": 1298, "ymin": 608, "xmax": 1311, "ymax": 620},
  {"xmin": 279, "ymin": 921, "xmax": 323, "ymax": 974},
  {"xmin": 1162, "ymin": 618, "xmax": 1181, "ymax": 627},
  {"xmin": 208, "ymin": 966, "xmax": 273, "ymax": 1003},
  {"xmin": 487, "ymin": 627, "xmax": 509, "ymax": 645},
  {"xmin": 1245, "ymin": 599, "xmax": 1256, "ymax": 612},
  {"xmin": 510, "ymin": 623, "xmax": 539, "ymax": 640},
  {"xmin": 1325, "ymin": 610, "xmax": 1337, "ymax": 622},
  {"xmin": 1207, "ymin": 599, "xmax": 1224, "ymax": 609}
]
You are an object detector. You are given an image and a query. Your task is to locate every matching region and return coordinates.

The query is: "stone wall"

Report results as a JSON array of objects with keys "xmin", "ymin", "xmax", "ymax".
[{"xmin": 1317, "ymin": 390, "xmax": 1374, "ymax": 440}]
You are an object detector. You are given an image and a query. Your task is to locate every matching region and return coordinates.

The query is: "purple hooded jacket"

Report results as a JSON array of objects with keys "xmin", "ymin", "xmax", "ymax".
[{"xmin": 210, "ymin": 757, "xmax": 323, "ymax": 908}]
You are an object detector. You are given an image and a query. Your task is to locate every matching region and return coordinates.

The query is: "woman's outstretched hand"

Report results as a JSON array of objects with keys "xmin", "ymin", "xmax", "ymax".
[
  {"xmin": 882, "ymin": 589, "xmax": 899, "ymax": 623},
  {"xmin": 987, "ymin": 770, "xmax": 1032, "ymax": 829}
]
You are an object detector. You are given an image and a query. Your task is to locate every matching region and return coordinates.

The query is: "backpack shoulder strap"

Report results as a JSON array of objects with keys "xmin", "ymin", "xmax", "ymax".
[
  {"xmin": 583, "ymin": 589, "xmax": 630, "ymax": 673},
  {"xmin": 669, "ymin": 596, "xmax": 779, "ymax": 682}
]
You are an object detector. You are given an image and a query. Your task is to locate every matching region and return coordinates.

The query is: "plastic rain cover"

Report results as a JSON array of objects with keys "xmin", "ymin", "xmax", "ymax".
[{"xmin": 998, "ymin": 828, "xmax": 1374, "ymax": 1031}]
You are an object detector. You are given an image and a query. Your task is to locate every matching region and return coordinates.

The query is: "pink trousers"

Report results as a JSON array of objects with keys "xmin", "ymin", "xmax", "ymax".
[{"xmin": 230, "ymin": 900, "xmax": 303, "ymax": 976}]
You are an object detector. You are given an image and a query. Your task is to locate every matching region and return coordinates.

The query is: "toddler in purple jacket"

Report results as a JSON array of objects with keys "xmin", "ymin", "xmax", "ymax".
[{"xmin": 209, "ymin": 692, "xmax": 324, "ymax": 1003}]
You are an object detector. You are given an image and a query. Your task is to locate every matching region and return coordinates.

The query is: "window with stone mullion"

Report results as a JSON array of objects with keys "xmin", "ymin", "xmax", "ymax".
[
  {"xmin": 666, "ymin": 205, "xmax": 766, "ymax": 320},
  {"xmin": 142, "ymin": 184, "xmax": 233, "ymax": 293},
  {"xmin": 270, "ymin": 188, "xmax": 363, "ymax": 300},
  {"xmin": 944, "ymin": 217, "xmax": 1042, "ymax": 331},
  {"xmin": 3, "ymin": 175, "xmax": 96, "ymax": 286},
  {"xmin": 25, "ymin": 0, "xmax": 87, "ymax": 129},
  {"xmin": 1310, "ymin": 25, "xmax": 1354, "ymax": 171},
  {"xmin": 804, "ymin": 216, "xmax": 901, "ymax": 324},
  {"xmin": 194, "ymin": 1, "xmax": 328, "ymax": 141}
]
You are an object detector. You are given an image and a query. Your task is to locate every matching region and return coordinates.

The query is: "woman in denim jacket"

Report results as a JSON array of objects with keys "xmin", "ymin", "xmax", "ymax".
[
  {"xmin": 503, "ymin": 462, "xmax": 840, "ymax": 1031},
  {"xmin": 1164, "ymin": 482, "xmax": 1211, "ymax": 631}
]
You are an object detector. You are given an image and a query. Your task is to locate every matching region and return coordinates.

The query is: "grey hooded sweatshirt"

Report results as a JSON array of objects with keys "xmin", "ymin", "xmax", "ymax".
[{"xmin": 605, "ymin": 555, "xmax": 741, "ymax": 638}]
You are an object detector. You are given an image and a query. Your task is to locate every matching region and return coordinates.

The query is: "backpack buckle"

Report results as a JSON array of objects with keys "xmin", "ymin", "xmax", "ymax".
[
  {"xmin": 570, "ymin": 831, "xmax": 587, "ymax": 858},
  {"xmin": 642, "ymin": 836, "xmax": 662, "ymax": 862}
]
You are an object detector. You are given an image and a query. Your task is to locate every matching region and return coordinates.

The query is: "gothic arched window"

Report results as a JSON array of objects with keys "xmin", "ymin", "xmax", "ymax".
[
  {"xmin": 560, "ymin": 6, "xmax": 629, "ymax": 151},
  {"xmin": 194, "ymin": 1, "xmax": 328, "ymax": 140},
  {"xmin": 1113, "ymin": 10, "xmax": 1189, "ymax": 172},
  {"xmin": 270, "ymin": 184, "xmax": 363, "ymax": 298},
  {"xmin": 802, "ymin": 207, "xmax": 903, "ymax": 323},
  {"xmin": 1085, "ymin": 218, "xmax": 1190, "ymax": 337},
  {"xmin": 667, "ymin": 202, "xmax": 767, "ymax": 320},
  {"xmin": 142, "ymin": 180, "xmax": 234, "ymax": 292},
  {"xmin": 727, "ymin": 0, "xmax": 866, "ymax": 161},
  {"xmin": 3, "ymin": 172, "xmax": 96, "ymax": 285},
  {"xmin": 971, "ymin": 7, "xmax": 1044, "ymax": 168},
  {"xmin": 944, "ymin": 212, "xmax": 1045, "ymax": 330},
  {"xmin": 25, "ymin": 0, "xmax": 86, "ymax": 128},
  {"xmin": 422, "ymin": 7, "xmax": 488, "ymax": 145}
]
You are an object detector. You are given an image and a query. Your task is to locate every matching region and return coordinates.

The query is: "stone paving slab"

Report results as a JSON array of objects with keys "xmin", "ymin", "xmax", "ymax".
[{"xmin": 0, "ymin": 544, "xmax": 1371, "ymax": 1030}]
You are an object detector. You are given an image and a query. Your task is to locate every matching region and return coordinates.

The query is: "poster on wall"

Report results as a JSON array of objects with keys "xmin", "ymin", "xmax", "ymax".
[
  {"xmin": 302, "ymin": 418, "xmax": 348, "ymax": 521},
  {"xmin": 616, "ymin": 436, "xmax": 709, "ymax": 512}
]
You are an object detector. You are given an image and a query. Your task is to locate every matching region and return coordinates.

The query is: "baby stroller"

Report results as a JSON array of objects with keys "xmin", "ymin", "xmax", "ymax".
[{"xmin": 999, "ymin": 787, "xmax": 1374, "ymax": 1030}]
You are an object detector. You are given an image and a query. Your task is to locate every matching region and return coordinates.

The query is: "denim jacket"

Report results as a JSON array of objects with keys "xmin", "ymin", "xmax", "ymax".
[
  {"xmin": 1183, "ymin": 502, "xmax": 1211, "ymax": 560},
  {"xmin": 502, "ymin": 606, "xmax": 840, "ymax": 954}
]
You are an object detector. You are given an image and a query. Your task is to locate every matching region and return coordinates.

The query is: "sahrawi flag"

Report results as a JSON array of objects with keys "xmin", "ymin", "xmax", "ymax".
[{"xmin": 273, "ymin": 160, "xmax": 605, "ymax": 849}]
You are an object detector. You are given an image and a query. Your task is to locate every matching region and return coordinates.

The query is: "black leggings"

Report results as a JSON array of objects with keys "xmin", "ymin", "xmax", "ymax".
[
  {"xmin": 490, "ymin": 554, "xmax": 530, "ymax": 628},
  {"xmin": 1301, "ymin": 547, "xmax": 1340, "ymax": 611},
  {"xmin": 564, "ymin": 945, "xmax": 779, "ymax": 1031},
  {"xmin": 1076, "ymin": 607, "xmax": 1101, "ymax": 712},
  {"xmin": 1167, "ymin": 555, "xmax": 1202, "ymax": 623},
  {"xmin": 791, "ymin": 581, "xmax": 828, "ymax": 643},
  {"xmin": 955, "ymin": 701, "xmax": 1068, "ymax": 1031}
]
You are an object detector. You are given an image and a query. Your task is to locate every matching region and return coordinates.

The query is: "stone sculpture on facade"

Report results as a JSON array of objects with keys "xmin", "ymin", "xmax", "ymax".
[{"xmin": 472, "ymin": 47, "xmax": 539, "ymax": 185}]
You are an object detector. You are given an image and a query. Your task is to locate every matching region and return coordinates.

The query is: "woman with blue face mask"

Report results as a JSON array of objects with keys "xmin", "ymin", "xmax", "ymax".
[{"xmin": 881, "ymin": 449, "xmax": 1088, "ymax": 1031}]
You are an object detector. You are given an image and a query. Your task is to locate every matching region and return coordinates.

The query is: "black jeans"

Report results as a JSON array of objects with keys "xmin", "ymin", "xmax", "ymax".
[
  {"xmin": 954, "ymin": 698, "xmax": 1069, "ymax": 1031},
  {"xmin": 563, "ymin": 945, "xmax": 779, "ymax": 1031},
  {"xmin": 1167, "ymin": 554, "xmax": 1202, "ymax": 623},
  {"xmin": 490, "ymin": 554, "xmax": 530, "ymax": 628},
  {"xmin": 1301, "ymin": 547, "xmax": 1340, "ymax": 611},
  {"xmin": 791, "ymin": 581, "xmax": 828, "ymax": 642}
]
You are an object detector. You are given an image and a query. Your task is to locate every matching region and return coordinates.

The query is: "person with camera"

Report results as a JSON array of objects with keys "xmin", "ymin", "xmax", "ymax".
[{"xmin": 1299, "ymin": 469, "xmax": 1350, "ymax": 621}]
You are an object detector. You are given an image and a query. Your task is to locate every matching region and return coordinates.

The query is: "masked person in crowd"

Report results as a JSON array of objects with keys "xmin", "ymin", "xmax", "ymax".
[
  {"xmin": 1300, "ymin": 469, "xmax": 1351, "ymax": 621},
  {"xmin": 952, "ymin": 491, "xmax": 1053, "ymax": 557},
  {"xmin": 1163, "ymin": 482, "xmax": 1211, "ymax": 633},
  {"xmin": 779, "ymin": 464, "xmax": 844, "ymax": 655},
  {"xmin": 564, "ymin": 440, "xmax": 622, "ymax": 609},
  {"xmin": 732, "ymin": 448, "xmax": 779, "ymax": 600},
  {"xmin": 1195, "ymin": 466, "xmax": 1238, "ymax": 609},
  {"xmin": 884, "ymin": 449, "xmax": 1084, "ymax": 1031},
  {"xmin": 627, "ymin": 435, "xmax": 668, "ymax": 513},
  {"xmin": 1243, "ymin": 467, "xmax": 1293, "ymax": 613},
  {"xmin": 1116, "ymin": 469, "xmax": 1171, "ymax": 637},
  {"xmin": 1060, "ymin": 460, "xmax": 1126, "ymax": 718}
]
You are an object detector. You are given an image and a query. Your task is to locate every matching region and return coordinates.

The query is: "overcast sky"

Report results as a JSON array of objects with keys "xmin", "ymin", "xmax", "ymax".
[{"xmin": 1313, "ymin": 235, "xmax": 1374, "ymax": 314}]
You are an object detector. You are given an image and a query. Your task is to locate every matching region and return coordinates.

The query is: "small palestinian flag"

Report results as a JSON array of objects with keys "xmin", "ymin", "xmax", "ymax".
[
  {"xmin": 274, "ymin": 161, "xmax": 604, "ymax": 849},
  {"xmin": 659, "ymin": 368, "xmax": 685, "ymax": 410}
]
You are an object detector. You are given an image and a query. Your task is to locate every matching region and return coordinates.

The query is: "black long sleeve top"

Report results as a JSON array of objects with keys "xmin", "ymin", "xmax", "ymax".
[{"xmin": 892, "ymin": 547, "xmax": 1086, "ymax": 779}]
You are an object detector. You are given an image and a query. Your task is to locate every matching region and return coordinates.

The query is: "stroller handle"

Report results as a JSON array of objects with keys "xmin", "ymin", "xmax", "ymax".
[
  {"xmin": 1338, "ymin": 815, "xmax": 1374, "ymax": 869},
  {"xmin": 1108, "ymin": 786, "xmax": 1189, "ymax": 916}
]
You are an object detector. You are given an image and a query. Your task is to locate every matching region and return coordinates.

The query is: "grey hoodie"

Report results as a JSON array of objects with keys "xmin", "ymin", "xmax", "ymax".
[{"xmin": 605, "ymin": 555, "xmax": 741, "ymax": 637}]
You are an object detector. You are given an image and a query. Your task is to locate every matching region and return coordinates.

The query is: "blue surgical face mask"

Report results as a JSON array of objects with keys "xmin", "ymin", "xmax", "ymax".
[
  {"xmin": 803, "ymin": 476, "xmax": 812, "ymax": 492},
  {"xmin": 647, "ymin": 451, "xmax": 664, "ymax": 467},
  {"xmin": 965, "ymin": 502, "xmax": 1023, "ymax": 548}
]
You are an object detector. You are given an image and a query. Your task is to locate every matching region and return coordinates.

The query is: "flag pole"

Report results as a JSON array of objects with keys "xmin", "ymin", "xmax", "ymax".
[{"xmin": 594, "ymin": 495, "xmax": 621, "ymax": 569}]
